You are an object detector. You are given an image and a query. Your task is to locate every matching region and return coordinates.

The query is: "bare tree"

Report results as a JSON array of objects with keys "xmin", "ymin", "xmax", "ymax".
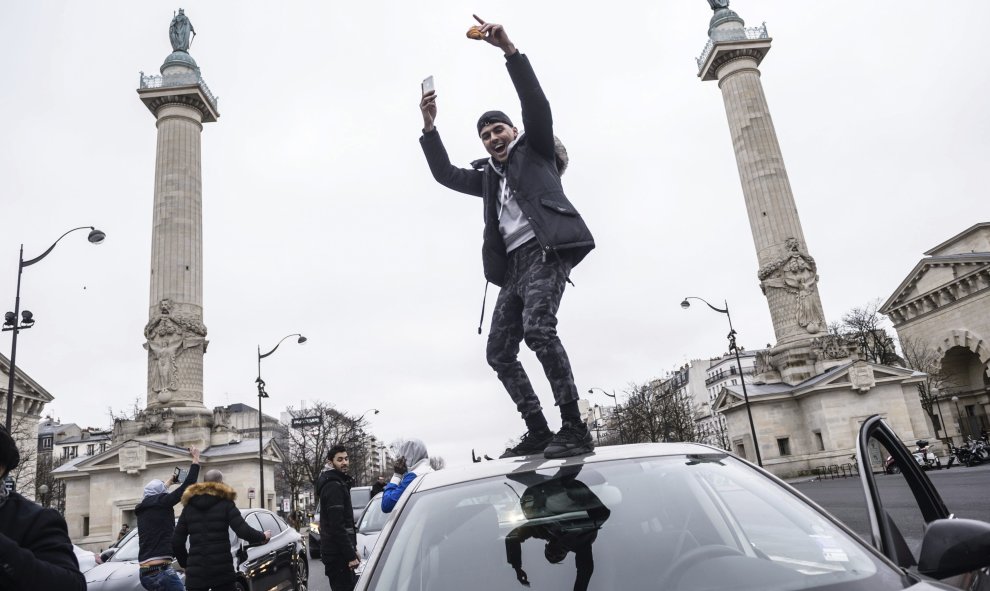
[
  {"xmin": 619, "ymin": 381, "xmax": 697, "ymax": 444},
  {"xmin": 35, "ymin": 452, "xmax": 67, "ymax": 514},
  {"xmin": 835, "ymin": 299, "xmax": 900, "ymax": 365},
  {"xmin": 900, "ymin": 336, "xmax": 956, "ymax": 438}
]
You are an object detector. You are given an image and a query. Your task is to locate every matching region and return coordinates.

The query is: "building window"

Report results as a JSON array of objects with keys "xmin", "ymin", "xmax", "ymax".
[
  {"xmin": 83, "ymin": 516, "xmax": 90, "ymax": 537},
  {"xmin": 777, "ymin": 437, "xmax": 791, "ymax": 456},
  {"xmin": 62, "ymin": 446, "xmax": 79, "ymax": 460},
  {"xmin": 814, "ymin": 431, "xmax": 824, "ymax": 451},
  {"xmin": 41, "ymin": 436, "xmax": 53, "ymax": 450},
  {"xmin": 86, "ymin": 444, "xmax": 96, "ymax": 456}
]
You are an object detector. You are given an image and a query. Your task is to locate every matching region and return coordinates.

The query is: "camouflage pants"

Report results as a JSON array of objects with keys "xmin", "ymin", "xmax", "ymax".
[{"xmin": 487, "ymin": 240, "xmax": 578, "ymax": 419}]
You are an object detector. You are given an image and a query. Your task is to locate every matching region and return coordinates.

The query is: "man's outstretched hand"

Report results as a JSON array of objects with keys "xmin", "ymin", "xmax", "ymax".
[
  {"xmin": 473, "ymin": 15, "xmax": 516, "ymax": 56},
  {"xmin": 420, "ymin": 90, "xmax": 437, "ymax": 133}
]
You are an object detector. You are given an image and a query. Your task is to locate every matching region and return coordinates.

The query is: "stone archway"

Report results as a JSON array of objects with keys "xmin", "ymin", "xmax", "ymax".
[{"xmin": 935, "ymin": 329, "xmax": 990, "ymax": 378}]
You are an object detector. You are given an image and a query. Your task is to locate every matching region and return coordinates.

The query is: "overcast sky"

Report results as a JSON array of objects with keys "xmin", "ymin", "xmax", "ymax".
[{"xmin": 0, "ymin": 1, "xmax": 985, "ymax": 468}]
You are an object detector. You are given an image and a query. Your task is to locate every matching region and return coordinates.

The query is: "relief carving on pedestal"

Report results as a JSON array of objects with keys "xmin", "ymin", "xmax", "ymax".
[
  {"xmin": 143, "ymin": 299, "xmax": 208, "ymax": 403},
  {"xmin": 758, "ymin": 238, "xmax": 826, "ymax": 334},
  {"xmin": 811, "ymin": 334, "xmax": 857, "ymax": 361}
]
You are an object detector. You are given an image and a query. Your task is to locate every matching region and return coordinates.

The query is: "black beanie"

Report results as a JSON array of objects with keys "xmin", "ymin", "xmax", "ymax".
[{"xmin": 477, "ymin": 110, "xmax": 513, "ymax": 135}]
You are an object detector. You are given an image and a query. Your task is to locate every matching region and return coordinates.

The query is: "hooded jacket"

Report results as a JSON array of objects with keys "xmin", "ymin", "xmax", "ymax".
[
  {"xmin": 420, "ymin": 51, "xmax": 594, "ymax": 288},
  {"xmin": 134, "ymin": 463, "xmax": 200, "ymax": 562},
  {"xmin": 172, "ymin": 481, "xmax": 266, "ymax": 589},
  {"xmin": 381, "ymin": 439, "xmax": 431, "ymax": 514},
  {"xmin": 316, "ymin": 468, "xmax": 357, "ymax": 563},
  {"xmin": 0, "ymin": 490, "xmax": 85, "ymax": 591}
]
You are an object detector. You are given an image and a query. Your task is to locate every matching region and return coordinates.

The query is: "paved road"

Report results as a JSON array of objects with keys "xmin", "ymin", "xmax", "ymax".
[{"xmin": 303, "ymin": 463, "xmax": 990, "ymax": 590}]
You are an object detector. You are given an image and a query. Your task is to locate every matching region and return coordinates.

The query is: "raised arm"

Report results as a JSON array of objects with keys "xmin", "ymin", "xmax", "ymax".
[
  {"xmin": 163, "ymin": 447, "xmax": 201, "ymax": 506},
  {"xmin": 474, "ymin": 16, "xmax": 554, "ymax": 161}
]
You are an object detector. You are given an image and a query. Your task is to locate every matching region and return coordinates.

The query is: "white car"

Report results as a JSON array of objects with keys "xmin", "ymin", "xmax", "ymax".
[
  {"xmin": 354, "ymin": 492, "xmax": 390, "ymax": 576},
  {"xmin": 73, "ymin": 544, "xmax": 99, "ymax": 572},
  {"xmin": 355, "ymin": 415, "xmax": 990, "ymax": 591}
]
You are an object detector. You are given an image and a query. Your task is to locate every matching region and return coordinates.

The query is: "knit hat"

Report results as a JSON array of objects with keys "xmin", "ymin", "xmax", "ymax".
[
  {"xmin": 0, "ymin": 427, "xmax": 19, "ymax": 478},
  {"xmin": 143, "ymin": 479, "xmax": 168, "ymax": 498},
  {"xmin": 477, "ymin": 110, "xmax": 514, "ymax": 135}
]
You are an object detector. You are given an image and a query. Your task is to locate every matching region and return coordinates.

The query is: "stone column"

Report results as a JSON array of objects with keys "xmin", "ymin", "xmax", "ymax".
[
  {"xmin": 138, "ymin": 51, "xmax": 219, "ymax": 414},
  {"xmin": 698, "ymin": 6, "xmax": 828, "ymax": 384}
]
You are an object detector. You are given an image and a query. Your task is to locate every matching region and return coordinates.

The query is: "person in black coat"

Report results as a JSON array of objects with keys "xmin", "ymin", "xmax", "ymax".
[
  {"xmin": 419, "ymin": 16, "xmax": 595, "ymax": 461},
  {"xmin": 134, "ymin": 446, "xmax": 200, "ymax": 590},
  {"xmin": 0, "ymin": 426, "xmax": 85, "ymax": 591},
  {"xmin": 172, "ymin": 469, "xmax": 269, "ymax": 591},
  {"xmin": 317, "ymin": 444, "xmax": 359, "ymax": 591}
]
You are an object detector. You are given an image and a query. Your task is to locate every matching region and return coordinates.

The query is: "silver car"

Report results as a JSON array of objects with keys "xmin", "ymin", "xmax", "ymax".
[
  {"xmin": 85, "ymin": 508, "xmax": 308, "ymax": 591},
  {"xmin": 356, "ymin": 415, "xmax": 990, "ymax": 591}
]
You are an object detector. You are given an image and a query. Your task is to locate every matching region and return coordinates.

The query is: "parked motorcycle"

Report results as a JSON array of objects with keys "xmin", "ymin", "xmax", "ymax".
[
  {"xmin": 947, "ymin": 439, "xmax": 984, "ymax": 468},
  {"xmin": 884, "ymin": 439, "xmax": 942, "ymax": 473}
]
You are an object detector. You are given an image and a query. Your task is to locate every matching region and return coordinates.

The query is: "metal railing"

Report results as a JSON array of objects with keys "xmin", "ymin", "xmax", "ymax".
[
  {"xmin": 139, "ymin": 72, "xmax": 219, "ymax": 112},
  {"xmin": 696, "ymin": 22, "xmax": 769, "ymax": 71}
]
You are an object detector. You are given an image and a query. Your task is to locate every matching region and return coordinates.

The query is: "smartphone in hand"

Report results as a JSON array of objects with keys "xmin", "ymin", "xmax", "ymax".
[
  {"xmin": 173, "ymin": 466, "xmax": 187, "ymax": 483},
  {"xmin": 421, "ymin": 75, "xmax": 435, "ymax": 95}
]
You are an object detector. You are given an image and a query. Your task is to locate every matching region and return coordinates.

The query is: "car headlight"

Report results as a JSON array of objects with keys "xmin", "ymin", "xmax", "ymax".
[{"xmin": 309, "ymin": 522, "xmax": 319, "ymax": 534}]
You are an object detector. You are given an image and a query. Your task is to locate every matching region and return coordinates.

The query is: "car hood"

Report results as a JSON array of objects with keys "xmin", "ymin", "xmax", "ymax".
[{"xmin": 84, "ymin": 561, "xmax": 140, "ymax": 584}]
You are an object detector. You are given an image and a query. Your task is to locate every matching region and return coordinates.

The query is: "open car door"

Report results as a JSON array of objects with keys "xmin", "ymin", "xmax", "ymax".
[{"xmin": 856, "ymin": 414, "xmax": 990, "ymax": 589}]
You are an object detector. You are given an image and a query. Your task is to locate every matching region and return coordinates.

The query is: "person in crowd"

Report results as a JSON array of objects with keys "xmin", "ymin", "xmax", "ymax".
[
  {"xmin": 317, "ymin": 445, "xmax": 360, "ymax": 591},
  {"xmin": 135, "ymin": 446, "xmax": 200, "ymax": 591},
  {"xmin": 0, "ymin": 426, "xmax": 85, "ymax": 590},
  {"xmin": 418, "ymin": 16, "xmax": 595, "ymax": 460},
  {"xmin": 381, "ymin": 439, "xmax": 430, "ymax": 513},
  {"xmin": 369, "ymin": 475, "xmax": 386, "ymax": 497},
  {"xmin": 173, "ymin": 469, "xmax": 269, "ymax": 591},
  {"xmin": 117, "ymin": 523, "xmax": 130, "ymax": 541}
]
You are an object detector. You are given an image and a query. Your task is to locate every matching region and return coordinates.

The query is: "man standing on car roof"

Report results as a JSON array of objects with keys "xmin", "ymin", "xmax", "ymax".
[
  {"xmin": 135, "ymin": 446, "xmax": 200, "ymax": 591},
  {"xmin": 317, "ymin": 445, "xmax": 360, "ymax": 591},
  {"xmin": 419, "ymin": 16, "xmax": 595, "ymax": 460}
]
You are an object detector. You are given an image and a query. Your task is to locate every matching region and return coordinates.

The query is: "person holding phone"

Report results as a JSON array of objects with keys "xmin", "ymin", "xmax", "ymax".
[
  {"xmin": 134, "ymin": 446, "xmax": 200, "ymax": 591},
  {"xmin": 380, "ymin": 439, "xmax": 430, "ymax": 513},
  {"xmin": 419, "ymin": 16, "xmax": 595, "ymax": 459}
]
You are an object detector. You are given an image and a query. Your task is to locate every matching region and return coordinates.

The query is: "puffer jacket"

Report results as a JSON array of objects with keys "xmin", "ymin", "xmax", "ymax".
[
  {"xmin": 316, "ymin": 469, "xmax": 357, "ymax": 564},
  {"xmin": 0, "ymin": 490, "xmax": 85, "ymax": 591},
  {"xmin": 172, "ymin": 481, "xmax": 266, "ymax": 589},
  {"xmin": 420, "ymin": 51, "xmax": 594, "ymax": 287}
]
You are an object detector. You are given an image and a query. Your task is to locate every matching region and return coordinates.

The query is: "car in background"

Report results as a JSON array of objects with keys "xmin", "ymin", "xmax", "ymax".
[
  {"xmin": 309, "ymin": 486, "xmax": 377, "ymax": 559},
  {"xmin": 355, "ymin": 415, "xmax": 990, "ymax": 591},
  {"xmin": 85, "ymin": 508, "xmax": 308, "ymax": 591},
  {"xmin": 350, "ymin": 485, "xmax": 372, "ymax": 525}
]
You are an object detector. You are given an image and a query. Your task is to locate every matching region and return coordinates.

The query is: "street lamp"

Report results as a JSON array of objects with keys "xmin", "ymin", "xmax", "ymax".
[
  {"xmin": 257, "ymin": 333, "xmax": 307, "ymax": 508},
  {"xmin": 588, "ymin": 387, "xmax": 624, "ymax": 444},
  {"xmin": 3, "ymin": 226, "xmax": 105, "ymax": 431},
  {"xmin": 681, "ymin": 296, "xmax": 763, "ymax": 467},
  {"xmin": 951, "ymin": 395, "xmax": 963, "ymax": 440}
]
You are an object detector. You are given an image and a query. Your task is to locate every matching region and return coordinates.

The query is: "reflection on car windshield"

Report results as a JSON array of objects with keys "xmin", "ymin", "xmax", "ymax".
[
  {"xmin": 369, "ymin": 455, "xmax": 895, "ymax": 591},
  {"xmin": 110, "ymin": 528, "xmax": 140, "ymax": 562}
]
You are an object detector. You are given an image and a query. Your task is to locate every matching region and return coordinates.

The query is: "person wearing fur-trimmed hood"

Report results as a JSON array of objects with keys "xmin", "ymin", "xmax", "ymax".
[
  {"xmin": 172, "ymin": 469, "xmax": 269, "ymax": 591},
  {"xmin": 381, "ymin": 439, "xmax": 431, "ymax": 513},
  {"xmin": 419, "ymin": 16, "xmax": 595, "ymax": 461}
]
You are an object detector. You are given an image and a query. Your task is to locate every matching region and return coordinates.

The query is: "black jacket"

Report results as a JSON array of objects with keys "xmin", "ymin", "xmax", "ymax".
[
  {"xmin": 420, "ymin": 51, "xmax": 594, "ymax": 287},
  {"xmin": 135, "ymin": 463, "xmax": 200, "ymax": 562},
  {"xmin": 172, "ymin": 481, "xmax": 266, "ymax": 589},
  {"xmin": 0, "ymin": 491, "xmax": 85, "ymax": 591},
  {"xmin": 316, "ymin": 468, "xmax": 357, "ymax": 563}
]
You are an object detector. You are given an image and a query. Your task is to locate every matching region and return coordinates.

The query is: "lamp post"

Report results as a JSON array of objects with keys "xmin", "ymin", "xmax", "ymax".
[
  {"xmin": 588, "ymin": 387, "xmax": 624, "ymax": 444},
  {"xmin": 257, "ymin": 333, "xmax": 307, "ymax": 509},
  {"xmin": 354, "ymin": 408, "xmax": 379, "ymax": 482},
  {"xmin": 3, "ymin": 227, "xmax": 105, "ymax": 432},
  {"xmin": 681, "ymin": 296, "xmax": 763, "ymax": 467}
]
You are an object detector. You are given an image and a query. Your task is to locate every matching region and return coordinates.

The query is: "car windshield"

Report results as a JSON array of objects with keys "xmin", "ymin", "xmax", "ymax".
[
  {"xmin": 368, "ymin": 454, "xmax": 908, "ymax": 591},
  {"xmin": 358, "ymin": 494, "xmax": 389, "ymax": 534}
]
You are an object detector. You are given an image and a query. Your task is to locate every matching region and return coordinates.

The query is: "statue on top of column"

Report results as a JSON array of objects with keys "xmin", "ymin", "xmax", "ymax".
[
  {"xmin": 169, "ymin": 9, "xmax": 196, "ymax": 52},
  {"xmin": 707, "ymin": 0, "xmax": 730, "ymax": 10}
]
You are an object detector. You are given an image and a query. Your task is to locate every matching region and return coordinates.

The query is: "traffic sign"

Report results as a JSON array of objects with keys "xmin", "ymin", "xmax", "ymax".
[
  {"xmin": 291, "ymin": 415, "xmax": 321, "ymax": 428},
  {"xmin": 247, "ymin": 487, "xmax": 256, "ymax": 499}
]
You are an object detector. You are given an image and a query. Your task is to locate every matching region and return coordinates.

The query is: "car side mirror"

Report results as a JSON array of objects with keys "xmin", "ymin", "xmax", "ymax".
[
  {"xmin": 99, "ymin": 548, "xmax": 117, "ymax": 562},
  {"xmin": 236, "ymin": 543, "xmax": 248, "ymax": 566},
  {"xmin": 918, "ymin": 518, "xmax": 990, "ymax": 579}
]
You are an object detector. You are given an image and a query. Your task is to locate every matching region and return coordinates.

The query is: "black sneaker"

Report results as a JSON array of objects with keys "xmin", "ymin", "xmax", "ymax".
[
  {"xmin": 544, "ymin": 424, "xmax": 594, "ymax": 459},
  {"xmin": 500, "ymin": 429, "xmax": 554, "ymax": 458}
]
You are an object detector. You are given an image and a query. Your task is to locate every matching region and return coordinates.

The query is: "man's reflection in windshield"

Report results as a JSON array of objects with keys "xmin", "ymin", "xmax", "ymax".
[{"xmin": 504, "ymin": 465, "xmax": 611, "ymax": 590}]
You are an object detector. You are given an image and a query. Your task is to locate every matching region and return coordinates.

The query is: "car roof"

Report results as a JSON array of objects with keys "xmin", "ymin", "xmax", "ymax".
[{"xmin": 416, "ymin": 442, "xmax": 722, "ymax": 492}]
